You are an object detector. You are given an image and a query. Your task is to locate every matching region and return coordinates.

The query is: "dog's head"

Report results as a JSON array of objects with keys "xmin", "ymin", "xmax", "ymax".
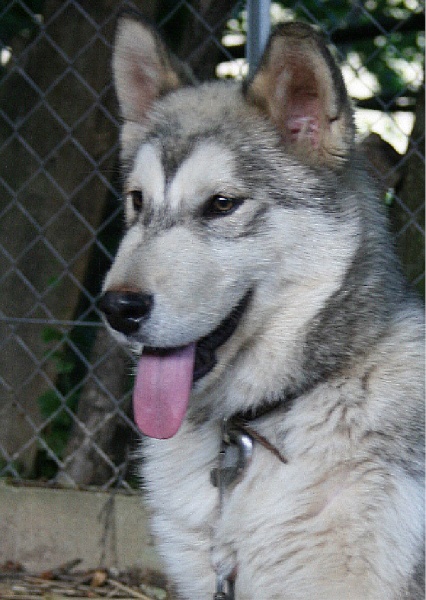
[{"xmin": 100, "ymin": 15, "xmax": 358, "ymax": 438}]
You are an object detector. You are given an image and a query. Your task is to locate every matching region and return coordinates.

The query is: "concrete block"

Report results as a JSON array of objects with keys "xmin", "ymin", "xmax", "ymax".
[{"xmin": 0, "ymin": 482, "xmax": 163, "ymax": 573}]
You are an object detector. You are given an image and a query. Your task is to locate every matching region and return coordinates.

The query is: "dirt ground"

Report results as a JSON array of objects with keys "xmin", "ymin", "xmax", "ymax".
[{"xmin": 0, "ymin": 560, "xmax": 171, "ymax": 600}]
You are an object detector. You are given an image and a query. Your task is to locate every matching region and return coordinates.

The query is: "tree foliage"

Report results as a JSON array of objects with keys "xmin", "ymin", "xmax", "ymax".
[{"xmin": 224, "ymin": 0, "xmax": 424, "ymax": 108}]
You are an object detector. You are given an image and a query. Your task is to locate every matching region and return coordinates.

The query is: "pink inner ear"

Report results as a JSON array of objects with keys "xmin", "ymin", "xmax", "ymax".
[
  {"xmin": 283, "ymin": 68, "xmax": 322, "ymax": 149},
  {"xmin": 286, "ymin": 116, "xmax": 320, "ymax": 148},
  {"xmin": 129, "ymin": 56, "xmax": 159, "ymax": 115}
]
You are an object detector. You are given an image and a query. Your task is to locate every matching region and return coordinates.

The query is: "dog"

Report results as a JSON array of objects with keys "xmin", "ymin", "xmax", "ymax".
[{"xmin": 99, "ymin": 13, "xmax": 424, "ymax": 599}]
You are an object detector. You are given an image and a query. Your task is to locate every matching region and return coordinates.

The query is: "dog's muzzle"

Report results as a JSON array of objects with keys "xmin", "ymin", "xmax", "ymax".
[
  {"xmin": 99, "ymin": 287, "xmax": 253, "ymax": 439},
  {"xmin": 99, "ymin": 288, "xmax": 252, "ymax": 383},
  {"xmin": 99, "ymin": 291, "xmax": 153, "ymax": 335}
]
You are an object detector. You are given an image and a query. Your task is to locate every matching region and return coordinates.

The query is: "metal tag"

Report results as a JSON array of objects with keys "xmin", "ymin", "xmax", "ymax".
[
  {"xmin": 210, "ymin": 422, "xmax": 254, "ymax": 489},
  {"xmin": 214, "ymin": 572, "xmax": 235, "ymax": 600}
]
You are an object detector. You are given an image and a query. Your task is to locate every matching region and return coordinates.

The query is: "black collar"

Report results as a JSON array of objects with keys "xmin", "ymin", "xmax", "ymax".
[
  {"xmin": 228, "ymin": 395, "xmax": 295, "ymax": 465},
  {"xmin": 232, "ymin": 391, "xmax": 296, "ymax": 424}
]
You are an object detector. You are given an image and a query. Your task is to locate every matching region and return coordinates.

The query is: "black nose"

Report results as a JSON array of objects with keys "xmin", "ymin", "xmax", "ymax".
[{"xmin": 99, "ymin": 291, "xmax": 153, "ymax": 335}]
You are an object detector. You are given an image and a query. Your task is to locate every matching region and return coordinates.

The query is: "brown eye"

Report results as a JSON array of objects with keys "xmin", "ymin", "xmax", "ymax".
[
  {"xmin": 203, "ymin": 195, "xmax": 243, "ymax": 218},
  {"xmin": 127, "ymin": 190, "xmax": 143, "ymax": 213}
]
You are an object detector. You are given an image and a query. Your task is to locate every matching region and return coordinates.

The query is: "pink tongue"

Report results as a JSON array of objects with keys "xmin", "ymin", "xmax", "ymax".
[{"xmin": 133, "ymin": 343, "xmax": 196, "ymax": 439}]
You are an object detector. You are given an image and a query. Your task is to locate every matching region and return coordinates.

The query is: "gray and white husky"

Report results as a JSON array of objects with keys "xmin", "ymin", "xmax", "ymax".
[{"xmin": 100, "ymin": 13, "xmax": 424, "ymax": 600}]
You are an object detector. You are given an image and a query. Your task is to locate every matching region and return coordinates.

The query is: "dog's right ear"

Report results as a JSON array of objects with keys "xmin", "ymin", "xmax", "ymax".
[
  {"xmin": 245, "ymin": 22, "xmax": 355, "ymax": 167},
  {"xmin": 113, "ymin": 14, "xmax": 187, "ymax": 122}
]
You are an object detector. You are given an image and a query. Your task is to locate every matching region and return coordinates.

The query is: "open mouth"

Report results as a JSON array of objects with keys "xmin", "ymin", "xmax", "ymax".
[
  {"xmin": 144, "ymin": 289, "xmax": 252, "ymax": 381},
  {"xmin": 194, "ymin": 288, "xmax": 252, "ymax": 379},
  {"xmin": 132, "ymin": 289, "xmax": 252, "ymax": 439}
]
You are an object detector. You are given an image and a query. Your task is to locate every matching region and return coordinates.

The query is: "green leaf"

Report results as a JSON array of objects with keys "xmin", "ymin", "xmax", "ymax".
[{"xmin": 42, "ymin": 326, "xmax": 64, "ymax": 343}]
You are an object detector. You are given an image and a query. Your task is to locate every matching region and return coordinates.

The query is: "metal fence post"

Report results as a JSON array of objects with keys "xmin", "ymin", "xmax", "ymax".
[{"xmin": 246, "ymin": 0, "xmax": 271, "ymax": 75}]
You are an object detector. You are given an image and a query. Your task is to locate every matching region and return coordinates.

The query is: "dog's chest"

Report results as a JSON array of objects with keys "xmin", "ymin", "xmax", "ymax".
[
  {"xmin": 140, "ymin": 404, "xmax": 375, "ymax": 600},
  {"xmin": 142, "ymin": 422, "xmax": 221, "ymax": 529},
  {"xmin": 141, "ymin": 419, "xmax": 306, "ymax": 546}
]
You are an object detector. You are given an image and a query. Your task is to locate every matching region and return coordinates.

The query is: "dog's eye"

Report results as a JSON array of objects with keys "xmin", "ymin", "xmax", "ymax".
[
  {"xmin": 203, "ymin": 195, "xmax": 243, "ymax": 218},
  {"xmin": 126, "ymin": 190, "xmax": 144, "ymax": 213}
]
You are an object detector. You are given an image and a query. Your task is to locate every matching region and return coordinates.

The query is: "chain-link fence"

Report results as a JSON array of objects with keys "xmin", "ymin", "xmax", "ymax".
[{"xmin": 0, "ymin": 0, "xmax": 424, "ymax": 491}]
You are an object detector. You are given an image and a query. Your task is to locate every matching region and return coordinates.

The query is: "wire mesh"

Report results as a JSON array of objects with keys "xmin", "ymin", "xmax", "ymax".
[{"xmin": 0, "ymin": 0, "xmax": 424, "ymax": 490}]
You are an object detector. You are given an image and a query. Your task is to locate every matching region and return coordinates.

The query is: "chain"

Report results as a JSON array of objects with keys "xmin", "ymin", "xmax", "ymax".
[
  {"xmin": 213, "ymin": 419, "xmax": 234, "ymax": 600},
  {"xmin": 212, "ymin": 419, "xmax": 255, "ymax": 600},
  {"xmin": 210, "ymin": 414, "xmax": 287, "ymax": 598}
]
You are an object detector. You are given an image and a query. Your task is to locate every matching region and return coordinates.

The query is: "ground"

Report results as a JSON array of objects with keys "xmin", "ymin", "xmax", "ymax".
[{"xmin": 0, "ymin": 561, "xmax": 171, "ymax": 600}]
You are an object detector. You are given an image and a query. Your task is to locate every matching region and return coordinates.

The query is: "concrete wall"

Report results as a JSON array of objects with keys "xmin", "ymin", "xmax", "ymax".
[{"xmin": 0, "ymin": 482, "xmax": 163, "ymax": 573}]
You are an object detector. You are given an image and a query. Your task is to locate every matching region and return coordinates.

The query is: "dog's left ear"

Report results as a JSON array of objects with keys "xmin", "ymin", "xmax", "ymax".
[
  {"xmin": 113, "ymin": 13, "xmax": 191, "ymax": 123},
  {"xmin": 245, "ymin": 22, "xmax": 354, "ymax": 166}
]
